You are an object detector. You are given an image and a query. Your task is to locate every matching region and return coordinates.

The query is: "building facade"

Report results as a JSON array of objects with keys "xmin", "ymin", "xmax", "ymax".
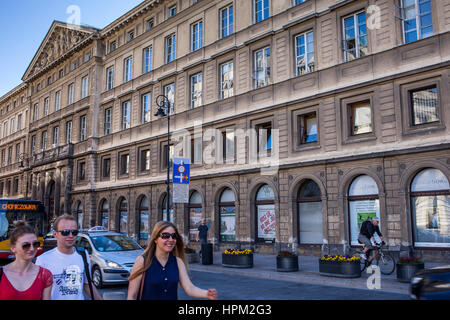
[{"xmin": 1, "ymin": 0, "xmax": 449, "ymax": 261}]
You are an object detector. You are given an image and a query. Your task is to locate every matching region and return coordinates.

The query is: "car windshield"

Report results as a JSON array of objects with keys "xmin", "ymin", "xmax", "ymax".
[{"xmin": 90, "ymin": 235, "xmax": 141, "ymax": 252}]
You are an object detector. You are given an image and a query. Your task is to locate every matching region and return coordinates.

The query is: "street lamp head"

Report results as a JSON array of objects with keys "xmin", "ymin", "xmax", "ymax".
[{"xmin": 154, "ymin": 107, "xmax": 166, "ymax": 118}]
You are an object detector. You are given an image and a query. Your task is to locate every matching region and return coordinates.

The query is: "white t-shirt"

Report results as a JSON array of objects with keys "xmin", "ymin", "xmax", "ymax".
[{"xmin": 36, "ymin": 247, "xmax": 90, "ymax": 300}]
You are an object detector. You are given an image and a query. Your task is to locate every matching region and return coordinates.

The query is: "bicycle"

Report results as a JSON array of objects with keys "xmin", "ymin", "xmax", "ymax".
[{"xmin": 357, "ymin": 242, "xmax": 396, "ymax": 275}]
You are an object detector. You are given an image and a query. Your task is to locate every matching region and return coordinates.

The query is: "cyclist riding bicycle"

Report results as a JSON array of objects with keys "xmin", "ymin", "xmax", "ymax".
[{"xmin": 358, "ymin": 216, "xmax": 385, "ymax": 261}]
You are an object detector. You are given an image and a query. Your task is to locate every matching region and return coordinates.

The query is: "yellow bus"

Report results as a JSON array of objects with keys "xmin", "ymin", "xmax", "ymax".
[{"xmin": 0, "ymin": 199, "xmax": 46, "ymax": 260}]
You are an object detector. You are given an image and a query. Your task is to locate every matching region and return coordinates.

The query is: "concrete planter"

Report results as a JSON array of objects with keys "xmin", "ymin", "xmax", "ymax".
[
  {"xmin": 319, "ymin": 259, "xmax": 361, "ymax": 278},
  {"xmin": 276, "ymin": 256, "xmax": 299, "ymax": 272},
  {"xmin": 222, "ymin": 253, "xmax": 253, "ymax": 268},
  {"xmin": 396, "ymin": 263, "xmax": 425, "ymax": 283},
  {"xmin": 186, "ymin": 252, "xmax": 199, "ymax": 264}
]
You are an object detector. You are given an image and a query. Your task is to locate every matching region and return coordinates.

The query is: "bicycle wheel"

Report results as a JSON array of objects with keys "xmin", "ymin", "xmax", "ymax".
[{"xmin": 377, "ymin": 252, "xmax": 396, "ymax": 275}]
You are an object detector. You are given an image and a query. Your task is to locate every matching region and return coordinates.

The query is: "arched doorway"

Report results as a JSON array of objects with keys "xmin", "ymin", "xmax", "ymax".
[
  {"xmin": 138, "ymin": 196, "xmax": 150, "ymax": 241},
  {"xmin": 188, "ymin": 191, "xmax": 202, "ymax": 241},
  {"xmin": 219, "ymin": 188, "xmax": 236, "ymax": 242},
  {"xmin": 255, "ymin": 184, "xmax": 276, "ymax": 244},
  {"xmin": 118, "ymin": 198, "xmax": 128, "ymax": 235},
  {"xmin": 297, "ymin": 180, "xmax": 323, "ymax": 244}
]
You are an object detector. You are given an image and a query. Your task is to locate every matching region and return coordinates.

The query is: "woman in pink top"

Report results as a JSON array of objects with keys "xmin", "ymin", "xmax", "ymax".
[{"xmin": 0, "ymin": 221, "xmax": 53, "ymax": 300}]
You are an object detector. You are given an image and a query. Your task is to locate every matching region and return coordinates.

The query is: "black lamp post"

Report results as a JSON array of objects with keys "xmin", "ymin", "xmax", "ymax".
[{"xmin": 155, "ymin": 95, "xmax": 171, "ymax": 221}]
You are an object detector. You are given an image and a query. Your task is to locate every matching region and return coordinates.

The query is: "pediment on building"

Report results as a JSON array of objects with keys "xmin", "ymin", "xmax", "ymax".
[{"xmin": 23, "ymin": 21, "xmax": 98, "ymax": 81}]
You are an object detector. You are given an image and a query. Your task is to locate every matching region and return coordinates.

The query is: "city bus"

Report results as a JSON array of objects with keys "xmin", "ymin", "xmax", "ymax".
[{"xmin": 0, "ymin": 199, "xmax": 46, "ymax": 260}]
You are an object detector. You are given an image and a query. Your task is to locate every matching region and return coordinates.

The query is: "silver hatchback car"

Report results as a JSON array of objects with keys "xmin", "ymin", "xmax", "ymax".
[{"xmin": 75, "ymin": 230, "xmax": 144, "ymax": 288}]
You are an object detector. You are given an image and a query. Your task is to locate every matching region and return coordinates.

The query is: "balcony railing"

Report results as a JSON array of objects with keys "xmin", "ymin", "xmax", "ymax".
[{"xmin": 30, "ymin": 144, "xmax": 74, "ymax": 167}]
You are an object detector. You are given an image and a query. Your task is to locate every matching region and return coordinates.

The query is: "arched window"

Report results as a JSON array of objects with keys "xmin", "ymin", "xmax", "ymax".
[
  {"xmin": 255, "ymin": 184, "xmax": 276, "ymax": 243},
  {"xmin": 119, "ymin": 198, "xmax": 128, "ymax": 234},
  {"xmin": 100, "ymin": 200, "xmax": 109, "ymax": 230},
  {"xmin": 219, "ymin": 188, "xmax": 236, "ymax": 242},
  {"xmin": 348, "ymin": 175, "xmax": 380, "ymax": 246},
  {"xmin": 411, "ymin": 168, "xmax": 450, "ymax": 248},
  {"xmin": 162, "ymin": 194, "xmax": 173, "ymax": 223},
  {"xmin": 138, "ymin": 196, "xmax": 149, "ymax": 240},
  {"xmin": 298, "ymin": 180, "xmax": 322, "ymax": 244},
  {"xmin": 76, "ymin": 201, "xmax": 83, "ymax": 229},
  {"xmin": 189, "ymin": 191, "xmax": 202, "ymax": 241}
]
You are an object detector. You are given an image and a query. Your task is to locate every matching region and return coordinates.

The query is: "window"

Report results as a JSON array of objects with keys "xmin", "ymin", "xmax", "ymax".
[
  {"xmin": 104, "ymin": 108, "xmax": 112, "ymax": 135},
  {"xmin": 189, "ymin": 191, "xmax": 202, "ymax": 241},
  {"xmin": 219, "ymin": 188, "xmax": 236, "ymax": 241},
  {"xmin": 295, "ymin": 31, "xmax": 315, "ymax": 75},
  {"xmin": 76, "ymin": 202, "xmax": 83, "ymax": 229},
  {"xmin": 84, "ymin": 51, "xmax": 91, "ymax": 62},
  {"xmin": 410, "ymin": 168, "xmax": 450, "ymax": 248},
  {"xmin": 124, "ymin": 57, "xmax": 133, "ymax": 82},
  {"xmin": 80, "ymin": 115, "xmax": 86, "ymax": 141},
  {"xmin": 7, "ymin": 147, "xmax": 12, "ymax": 165},
  {"xmin": 102, "ymin": 157, "xmax": 111, "ymax": 179},
  {"xmin": 145, "ymin": 18, "xmax": 154, "ymax": 31},
  {"xmin": 127, "ymin": 30, "xmax": 134, "ymax": 42},
  {"xmin": 53, "ymin": 126, "xmax": 59, "ymax": 146},
  {"xmin": 143, "ymin": 46, "xmax": 153, "ymax": 73},
  {"xmin": 190, "ymin": 73, "xmax": 202, "ymax": 109},
  {"xmin": 120, "ymin": 153, "xmax": 130, "ymax": 175},
  {"xmin": 254, "ymin": 47, "xmax": 271, "ymax": 88},
  {"xmin": 298, "ymin": 112, "xmax": 318, "ymax": 144},
  {"xmin": 165, "ymin": 34, "xmax": 176, "ymax": 63},
  {"xmin": 44, "ymin": 98, "xmax": 49, "ymax": 116},
  {"xmin": 66, "ymin": 121, "xmax": 72, "ymax": 144},
  {"xmin": 219, "ymin": 129, "xmax": 235, "ymax": 164},
  {"xmin": 78, "ymin": 161, "xmax": 86, "ymax": 181},
  {"xmin": 255, "ymin": 184, "xmax": 276, "ymax": 243},
  {"xmin": 31, "ymin": 135, "xmax": 36, "ymax": 154},
  {"xmin": 343, "ymin": 12, "xmax": 368, "ymax": 62},
  {"xmin": 140, "ymin": 149, "xmax": 151, "ymax": 172},
  {"xmin": 138, "ymin": 196, "xmax": 150, "ymax": 240},
  {"xmin": 256, "ymin": 122, "xmax": 272, "ymax": 155},
  {"xmin": 298, "ymin": 180, "xmax": 323, "ymax": 244},
  {"xmin": 1, "ymin": 150, "xmax": 4, "ymax": 167},
  {"xmin": 13, "ymin": 178, "xmax": 18, "ymax": 195},
  {"xmin": 106, "ymin": 66, "xmax": 114, "ymax": 91},
  {"xmin": 109, "ymin": 41, "xmax": 116, "ymax": 53},
  {"xmin": 15, "ymin": 143, "xmax": 20, "ymax": 162},
  {"xmin": 2, "ymin": 122, "xmax": 7, "ymax": 138},
  {"xmin": 190, "ymin": 135, "xmax": 202, "ymax": 165},
  {"xmin": 100, "ymin": 200, "xmax": 109, "ymax": 229},
  {"xmin": 220, "ymin": 61, "xmax": 234, "ymax": 99},
  {"xmin": 254, "ymin": 0, "xmax": 269, "ymax": 23},
  {"xmin": 68, "ymin": 83, "xmax": 74, "ymax": 105},
  {"xmin": 401, "ymin": 0, "xmax": 433, "ymax": 44},
  {"xmin": 191, "ymin": 21, "xmax": 203, "ymax": 52},
  {"xmin": 220, "ymin": 5, "xmax": 233, "ymax": 39},
  {"xmin": 293, "ymin": 0, "xmax": 308, "ymax": 5},
  {"xmin": 162, "ymin": 143, "xmax": 174, "ymax": 170},
  {"xmin": 142, "ymin": 93, "xmax": 151, "ymax": 124},
  {"xmin": 55, "ymin": 91, "xmax": 61, "ymax": 111},
  {"xmin": 71, "ymin": 60, "xmax": 77, "ymax": 71},
  {"xmin": 164, "ymin": 84, "xmax": 175, "ymax": 115},
  {"xmin": 119, "ymin": 198, "xmax": 128, "ymax": 234},
  {"xmin": 41, "ymin": 131, "xmax": 47, "ymax": 150},
  {"xmin": 168, "ymin": 5, "xmax": 176, "ymax": 17},
  {"xmin": 10, "ymin": 119, "xmax": 14, "ymax": 135},
  {"xmin": 81, "ymin": 76, "xmax": 89, "ymax": 98},
  {"xmin": 47, "ymin": 77, "xmax": 52, "ymax": 86},
  {"xmin": 122, "ymin": 101, "xmax": 131, "ymax": 130},
  {"xmin": 350, "ymin": 101, "xmax": 372, "ymax": 135},
  {"xmin": 410, "ymin": 86, "xmax": 439, "ymax": 126},
  {"xmin": 348, "ymin": 175, "xmax": 380, "ymax": 246},
  {"xmin": 18, "ymin": 114, "xmax": 22, "ymax": 131}
]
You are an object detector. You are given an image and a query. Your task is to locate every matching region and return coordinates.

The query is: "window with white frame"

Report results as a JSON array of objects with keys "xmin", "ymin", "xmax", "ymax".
[
  {"xmin": 55, "ymin": 91, "xmax": 61, "ymax": 111},
  {"xmin": 168, "ymin": 5, "xmax": 176, "ymax": 17},
  {"xmin": 164, "ymin": 84, "xmax": 175, "ymax": 115},
  {"xmin": 220, "ymin": 61, "xmax": 234, "ymax": 99},
  {"xmin": 145, "ymin": 18, "xmax": 154, "ymax": 31},
  {"xmin": 220, "ymin": 5, "xmax": 233, "ymax": 39},
  {"xmin": 3, "ymin": 122, "xmax": 7, "ymax": 138},
  {"xmin": 106, "ymin": 66, "xmax": 114, "ymax": 91},
  {"xmin": 122, "ymin": 101, "xmax": 131, "ymax": 130},
  {"xmin": 191, "ymin": 21, "xmax": 203, "ymax": 52},
  {"xmin": 190, "ymin": 73, "xmax": 203, "ymax": 109},
  {"xmin": 10, "ymin": 119, "xmax": 14, "ymax": 135},
  {"xmin": 68, "ymin": 83, "xmax": 74, "ymax": 105},
  {"xmin": 109, "ymin": 41, "xmax": 116, "ymax": 53},
  {"xmin": 400, "ymin": 0, "xmax": 433, "ymax": 44},
  {"xmin": 342, "ymin": 11, "xmax": 368, "ymax": 62},
  {"xmin": 295, "ymin": 31, "xmax": 315, "ymax": 76},
  {"xmin": 165, "ymin": 34, "xmax": 176, "ymax": 63},
  {"xmin": 44, "ymin": 97, "xmax": 49, "ymax": 116},
  {"xmin": 143, "ymin": 46, "xmax": 152, "ymax": 73},
  {"xmin": 31, "ymin": 135, "xmax": 36, "ymax": 154},
  {"xmin": 53, "ymin": 126, "xmax": 59, "ymax": 146},
  {"xmin": 80, "ymin": 115, "xmax": 86, "ymax": 141},
  {"xmin": 124, "ymin": 57, "xmax": 133, "ymax": 83},
  {"xmin": 254, "ymin": 0, "xmax": 269, "ymax": 23},
  {"xmin": 66, "ymin": 121, "xmax": 72, "ymax": 144},
  {"xmin": 254, "ymin": 47, "xmax": 271, "ymax": 88},
  {"xmin": 142, "ymin": 93, "xmax": 152, "ymax": 124},
  {"xmin": 33, "ymin": 104, "xmax": 38, "ymax": 121},
  {"xmin": 17, "ymin": 114, "xmax": 22, "ymax": 131},
  {"xmin": 41, "ymin": 131, "xmax": 47, "ymax": 150},
  {"xmin": 81, "ymin": 76, "xmax": 89, "ymax": 98},
  {"xmin": 7, "ymin": 147, "xmax": 12, "ymax": 165},
  {"xmin": 104, "ymin": 108, "xmax": 112, "ymax": 135},
  {"xmin": 127, "ymin": 30, "xmax": 134, "ymax": 42}
]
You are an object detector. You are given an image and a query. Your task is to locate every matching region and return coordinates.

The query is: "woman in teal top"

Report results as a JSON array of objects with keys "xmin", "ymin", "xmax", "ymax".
[{"xmin": 127, "ymin": 221, "xmax": 217, "ymax": 300}]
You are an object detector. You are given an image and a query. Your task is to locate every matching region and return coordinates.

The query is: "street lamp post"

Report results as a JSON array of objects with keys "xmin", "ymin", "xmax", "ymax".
[{"xmin": 155, "ymin": 95, "xmax": 171, "ymax": 221}]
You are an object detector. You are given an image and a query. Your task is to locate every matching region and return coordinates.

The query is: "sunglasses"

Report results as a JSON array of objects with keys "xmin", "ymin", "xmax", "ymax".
[
  {"xmin": 160, "ymin": 232, "xmax": 177, "ymax": 240},
  {"xmin": 22, "ymin": 241, "xmax": 41, "ymax": 251},
  {"xmin": 57, "ymin": 229, "xmax": 79, "ymax": 236}
]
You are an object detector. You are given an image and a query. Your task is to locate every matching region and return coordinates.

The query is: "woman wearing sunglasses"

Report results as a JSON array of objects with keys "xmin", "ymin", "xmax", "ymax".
[
  {"xmin": 127, "ymin": 221, "xmax": 218, "ymax": 300},
  {"xmin": 0, "ymin": 221, "xmax": 53, "ymax": 300}
]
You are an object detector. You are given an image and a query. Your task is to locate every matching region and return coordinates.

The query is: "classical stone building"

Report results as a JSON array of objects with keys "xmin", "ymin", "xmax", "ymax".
[{"xmin": 1, "ymin": 0, "xmax": 449, "ymax": 261}]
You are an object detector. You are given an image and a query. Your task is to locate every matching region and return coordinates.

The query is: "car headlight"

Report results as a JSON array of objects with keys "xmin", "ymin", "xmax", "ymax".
[
  {"xmin": 411, "ymin": 276, "xmax": 423, "ymax": 285},
  {"xmin": 106, "ymin": 260, "xmax": 123, "ymax": 269}
]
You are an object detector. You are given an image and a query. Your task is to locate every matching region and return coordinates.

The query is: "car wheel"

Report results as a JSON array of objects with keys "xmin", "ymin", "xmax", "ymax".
[{"xmin": 92, "ymin": 266, "xmax": 103, "ymax": 289}]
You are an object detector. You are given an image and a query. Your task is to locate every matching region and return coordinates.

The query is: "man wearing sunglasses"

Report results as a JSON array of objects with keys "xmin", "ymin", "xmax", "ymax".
[{"xmin": 36, "ymin": 215, "xmax": 103, "ymax": 300}]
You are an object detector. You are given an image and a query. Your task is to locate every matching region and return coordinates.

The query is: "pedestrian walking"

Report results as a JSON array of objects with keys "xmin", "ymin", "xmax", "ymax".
[
  {"xmin": 35, "ymin": 214, "xmax": 103, "ymax": 300},
  {"xmin": 127, "ymin": 220, "xmax": 218, "ymax": 300},
  {"xmin": 196, "ymin": 219, "xmax": 209, "ymax": 244},
  {"xmin": 0, "ymin": 221, "xmax": 53, "ymax": 300}
]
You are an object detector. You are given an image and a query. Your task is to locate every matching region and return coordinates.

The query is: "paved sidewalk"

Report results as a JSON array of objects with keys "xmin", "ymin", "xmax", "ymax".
[{"xmin": 188, "ymin": 252, "xmax": 445, "ymax": 295}]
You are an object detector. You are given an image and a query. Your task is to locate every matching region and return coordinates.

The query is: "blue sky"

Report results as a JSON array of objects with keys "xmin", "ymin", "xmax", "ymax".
[{"xmin": 0, "ymin": 0, "xmax": 144, "ymax": 97}]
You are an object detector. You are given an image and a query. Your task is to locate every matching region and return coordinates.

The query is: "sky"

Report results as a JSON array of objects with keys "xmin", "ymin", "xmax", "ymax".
[{"xmin": 0, "ymin": 0, "xmax": 144, "ymax": 98}]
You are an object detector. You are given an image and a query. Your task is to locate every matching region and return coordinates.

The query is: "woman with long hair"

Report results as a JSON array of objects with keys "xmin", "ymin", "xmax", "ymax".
[
  {"xmin": 127, "ymin": 221, "xmax": 217, "ymax": 300},
  {"xmin": 0, "ymin": 221, "xmax": 53, "ymax": 300}
]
